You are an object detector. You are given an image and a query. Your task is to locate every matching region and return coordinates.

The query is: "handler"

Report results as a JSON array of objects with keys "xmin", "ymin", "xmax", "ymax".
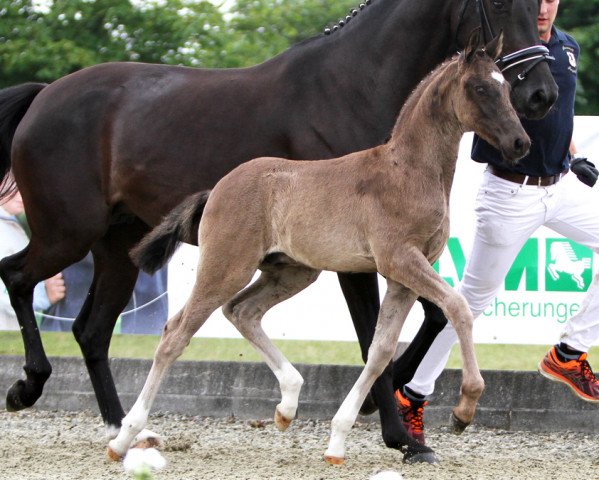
[{"xmin": 393, "ymin": 0, "xmax": 599, "ymax": 446}]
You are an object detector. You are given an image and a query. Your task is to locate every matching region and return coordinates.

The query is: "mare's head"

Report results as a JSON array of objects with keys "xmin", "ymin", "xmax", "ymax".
[
  {"xmin": 455, "ymin": 30, "xmax": 530, "ymax": 164},
  {"xmin": 453, "ymin": 0, "xmax": 558, "ymax": 120}
]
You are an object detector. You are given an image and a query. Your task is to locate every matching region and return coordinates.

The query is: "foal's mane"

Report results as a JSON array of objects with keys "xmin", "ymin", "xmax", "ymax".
[{"xmin": 390, "ymin": 54, "xmax": 461, "ymax": 138}]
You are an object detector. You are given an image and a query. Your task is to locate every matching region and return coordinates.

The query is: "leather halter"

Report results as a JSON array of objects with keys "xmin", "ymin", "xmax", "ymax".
[{"xmin": 455, "ymin": 0, "xmax": 553, "ymax": 84}]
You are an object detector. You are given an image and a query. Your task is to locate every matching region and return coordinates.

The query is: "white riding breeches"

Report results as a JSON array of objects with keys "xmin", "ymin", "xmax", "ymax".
[{"xmin": 406, "ymin": 168, "xmax": 599, "ymax": 396}]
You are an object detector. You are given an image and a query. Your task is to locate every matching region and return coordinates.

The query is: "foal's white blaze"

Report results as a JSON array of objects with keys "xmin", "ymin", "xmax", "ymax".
[{"xmin": 491, "ymin": 70, "xmax": 505, "ymax": 85}]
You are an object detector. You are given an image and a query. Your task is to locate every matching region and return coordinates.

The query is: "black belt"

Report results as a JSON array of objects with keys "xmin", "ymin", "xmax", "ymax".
[{"xmin": 489, "ymin": 165, "xmax": 565, "ymax": 186}]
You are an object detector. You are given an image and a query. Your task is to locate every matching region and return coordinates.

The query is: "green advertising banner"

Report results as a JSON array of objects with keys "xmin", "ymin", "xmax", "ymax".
[{"xmin": 166, "ymin": 118, "xmax": 599, "ymax": 345}]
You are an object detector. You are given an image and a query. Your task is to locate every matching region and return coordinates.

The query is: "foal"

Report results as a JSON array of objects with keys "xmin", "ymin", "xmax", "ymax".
[{"xmin": 108, "ymin": 31, "xmax": 529, "ymax": 464}]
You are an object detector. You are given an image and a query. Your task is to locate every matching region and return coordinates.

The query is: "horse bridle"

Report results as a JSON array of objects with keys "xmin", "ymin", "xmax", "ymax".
[{"xmin": 455, "ymin": 0, "xmax": 554, "ymax": 84}]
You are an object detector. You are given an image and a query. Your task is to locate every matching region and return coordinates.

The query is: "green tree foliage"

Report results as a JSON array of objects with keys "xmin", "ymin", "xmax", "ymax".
[
  {"xmin": 223, "ymin": 0, "xmax": 355, "ymax": 66},
  {"xmin": 558, "ymin": 0, "xmax": 599, "ymax": 114},
  {"xmin": 0, "ymin": 0, "xmax": 597, "ymax": 113},
  {"xmin": 0, "ymin": 0, "xmax": 230, "ymax": 86}
]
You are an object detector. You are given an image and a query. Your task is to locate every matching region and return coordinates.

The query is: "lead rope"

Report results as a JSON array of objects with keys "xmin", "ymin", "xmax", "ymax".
[{"xmin": 36, "ymin": 290, "xmax": 168, "ymax": 323}]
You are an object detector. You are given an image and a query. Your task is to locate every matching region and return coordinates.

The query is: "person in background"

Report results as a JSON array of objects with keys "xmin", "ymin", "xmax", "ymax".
[
  {"xmin": 392, "ymin": 0, "xmax": 599, "ymax": 446},
  {"xmin": 0, "ymin": 189, "xmax": 65, "ymax": 330},
  {"xmin": 41, "ymin": 252, "xmax": 168, "ymax": 335}
]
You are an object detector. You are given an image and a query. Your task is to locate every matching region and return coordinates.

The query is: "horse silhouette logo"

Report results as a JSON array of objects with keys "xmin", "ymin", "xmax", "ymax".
[{"xmin": 547, "ymin": 240, "xmax": 592, "ymax": 290}]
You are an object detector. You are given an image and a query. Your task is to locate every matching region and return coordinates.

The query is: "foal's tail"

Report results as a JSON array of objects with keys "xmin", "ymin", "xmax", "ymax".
[
  {"xmin": 131, "ymin": 191, "xmax": 211, "ymax": 274},
  {"xmin": 0, "ymin": 82, "xmax": 47, "ymax": 201}
]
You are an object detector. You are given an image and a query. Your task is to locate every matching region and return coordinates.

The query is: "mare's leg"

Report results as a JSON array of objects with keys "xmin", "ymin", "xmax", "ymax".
[
  {"xmin": 0, "ymin": 237, "xmax": 92, "ymax": 410},
  {"xmin": 325, "ymin": 281, "xmax": 417, "ymax": 464},
  {"xmin": 71, "ymin": 220, "xmax": 148, "ymax": 437},
  {"xmin": 338, "ymin": 272, "xmax": 420, "ymax": 454},
  {"xmin": 223, "ymin": 264, "xmax": 320, "ymax": 430},
  {"xmin": 108, "ymin": 254, "xmax": 258, "ymax": 459},
  {"xmin": 392, "ymin": 298, "xmax": 448, "ymax": 390}
]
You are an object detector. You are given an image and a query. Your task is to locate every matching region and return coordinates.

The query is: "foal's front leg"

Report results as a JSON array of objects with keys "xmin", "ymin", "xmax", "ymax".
[
  {"xmin": 107, "ymin": 281, "xmax": 235, "ymax": 460},
  {"xmin": 325, "ymin": 281, "xmax": 417, "ymax": 464},
  {"xmin": 388, "ymin": 249, "xmax": 485, "ymax": 431}
]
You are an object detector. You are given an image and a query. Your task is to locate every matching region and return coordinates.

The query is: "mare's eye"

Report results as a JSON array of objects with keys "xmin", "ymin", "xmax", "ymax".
[
  {"xmin": 475, "ymin": 86, "xmax": 487, "ymax": 96},
  {"xmin": 492, "ymin": 0, "xmax": 506, "ymax": 10}
]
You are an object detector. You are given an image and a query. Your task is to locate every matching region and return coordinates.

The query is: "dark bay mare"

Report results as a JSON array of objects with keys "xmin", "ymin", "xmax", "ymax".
[
  {"xmin": 107, "ymin": 30, "xmax": 529, "ymax": 463},
  {"xmin": 0, "ymin": 0, "xmax": 555, "ymax": 462}
]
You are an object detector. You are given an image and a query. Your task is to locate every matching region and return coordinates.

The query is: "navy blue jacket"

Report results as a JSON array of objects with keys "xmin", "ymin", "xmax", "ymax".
[{"xmin": 472, "ymin": 27, "xmax": 579, "ymax": 176}]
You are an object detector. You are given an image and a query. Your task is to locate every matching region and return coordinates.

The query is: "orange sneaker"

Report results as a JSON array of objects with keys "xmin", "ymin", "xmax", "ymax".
[
  {"xmin": 538, "ymin": 346, "xmax": 599, "ymax": 403},
  {"xmin": 395, "ymin": 389, "xmax": 427, "ymax": 445}
]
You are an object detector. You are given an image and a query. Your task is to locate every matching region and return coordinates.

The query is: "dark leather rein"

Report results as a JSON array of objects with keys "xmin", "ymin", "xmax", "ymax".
[{"xmin": 456, "ymin": 0, "xmax": 553, "ymax": 84}]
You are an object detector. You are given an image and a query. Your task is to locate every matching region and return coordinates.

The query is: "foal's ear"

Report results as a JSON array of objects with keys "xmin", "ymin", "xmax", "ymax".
[
  {"xmin": 485, "ymin": 30, "xmax": 504, "ymax": 60},
  {"xmin": 464, "ymin": 27, "xmax": 482, "ymax": 63}
]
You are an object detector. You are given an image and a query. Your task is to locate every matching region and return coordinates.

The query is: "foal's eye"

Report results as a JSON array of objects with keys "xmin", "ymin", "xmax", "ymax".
[{"xmin": 475, "ymin": 86, "xmax": 487, "ymax": 96}]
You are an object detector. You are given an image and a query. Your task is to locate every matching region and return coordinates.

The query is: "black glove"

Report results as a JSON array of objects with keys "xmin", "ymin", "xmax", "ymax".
[{"xmin": 570, "ymin": 155, "xmax": 598, "ymax": 188}]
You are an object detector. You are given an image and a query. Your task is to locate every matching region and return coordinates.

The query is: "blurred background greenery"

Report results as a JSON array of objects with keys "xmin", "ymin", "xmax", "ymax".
[
  {"xmin": 0, "ymin": 331, "xmax": 597, "ymax": 370},
  {"xmin": 1, "ymin": 0, "xmax": 598, "ymax": 113}
]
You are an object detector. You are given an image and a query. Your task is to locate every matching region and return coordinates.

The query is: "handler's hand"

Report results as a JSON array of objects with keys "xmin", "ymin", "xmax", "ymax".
[
  {"xmin": 44, "ymin": 273, "xmax": 66, "ymax": 304},
  {"xmin": 570, "ymin": 155, "xmax": 598, "ymax": 188}
]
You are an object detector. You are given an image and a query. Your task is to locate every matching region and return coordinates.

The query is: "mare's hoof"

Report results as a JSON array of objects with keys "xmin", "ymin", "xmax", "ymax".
[
  {"xmin": 324, "ymin": 455, "xmax": 345, "ymax": 465},
  {"xmin": 274, "ymin": 407, "xmax": 293, "ymax": 432},
  {"xmin": 107, "ymin": 447, "xmax": 123, "ymax": 462},
  {"xmin": 403, "ymin": 446, "xmax": 438, "ymax": 464},
  {"xmin": 358, "ymin": 391, "xmax": 379, "ymax": 416},
  {"xmin": 6, "ymin": 380, "xmax": 29, "ymax": 412},
  {"xmin": 450, "ymin": 412, "xmax": 470, "ymax": 435}
]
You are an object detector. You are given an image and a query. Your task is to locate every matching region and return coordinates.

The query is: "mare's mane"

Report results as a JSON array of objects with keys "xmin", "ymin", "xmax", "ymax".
[{"xmin": 286, "ymin": 0, "xmax": 382, "ymax": 52}]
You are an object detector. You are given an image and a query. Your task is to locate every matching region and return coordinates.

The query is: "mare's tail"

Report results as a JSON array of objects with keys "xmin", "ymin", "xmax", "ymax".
[
  {"xmin": 131, "ymin": 191, "xmax": 211, "ymax": 274},
  {"xmin": 0, "ymin": 83, "xmax": 47, "ymax": 200}
]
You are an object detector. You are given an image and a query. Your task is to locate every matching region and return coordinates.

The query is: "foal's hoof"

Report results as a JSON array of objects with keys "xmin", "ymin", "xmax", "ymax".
[
  {"xmin": 358, "ymin": 391, "xmax": 379, "ymax": 416},
  {"xmin": 324, "ymin": 454, "xmax": 345, "ymax": 465},
  {"xmin": 403, "ymin": 447, "xmax": 437, "ymax": 464},
  {"xmin": 6, "ymin": 380, "xmax": 31, "ymax": 412},
  {"xmin": 450, "ymin": 411, "xmax": 470, "ymax": 435},
  {"xmin": 274, "ymin": 407, "xmax": 293, "ymax": 432}
]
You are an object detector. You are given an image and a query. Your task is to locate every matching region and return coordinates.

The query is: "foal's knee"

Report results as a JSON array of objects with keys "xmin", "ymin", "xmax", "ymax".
[
  {"xmin": 443, "ymin": 295, "xmax": 472, "ymax": 329},
  {"xmin": 367, "ymin": 342, "xmax": 397, "ymax": 374}
]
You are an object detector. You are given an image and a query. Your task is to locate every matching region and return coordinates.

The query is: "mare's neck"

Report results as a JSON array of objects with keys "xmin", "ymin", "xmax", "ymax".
[{"xmin": 283, "ymin": 0, "xmax": 460, "ymax": 134}]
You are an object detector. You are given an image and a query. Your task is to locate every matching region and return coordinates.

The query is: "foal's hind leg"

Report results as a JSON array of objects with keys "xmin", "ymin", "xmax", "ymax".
[
  {"xmin": 223, "ymin": 264, "xmax": 320, "ymax": 430},
  {"xmin": 108, "ymin": 259, "xmax": 258, "ymax": 459}
]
